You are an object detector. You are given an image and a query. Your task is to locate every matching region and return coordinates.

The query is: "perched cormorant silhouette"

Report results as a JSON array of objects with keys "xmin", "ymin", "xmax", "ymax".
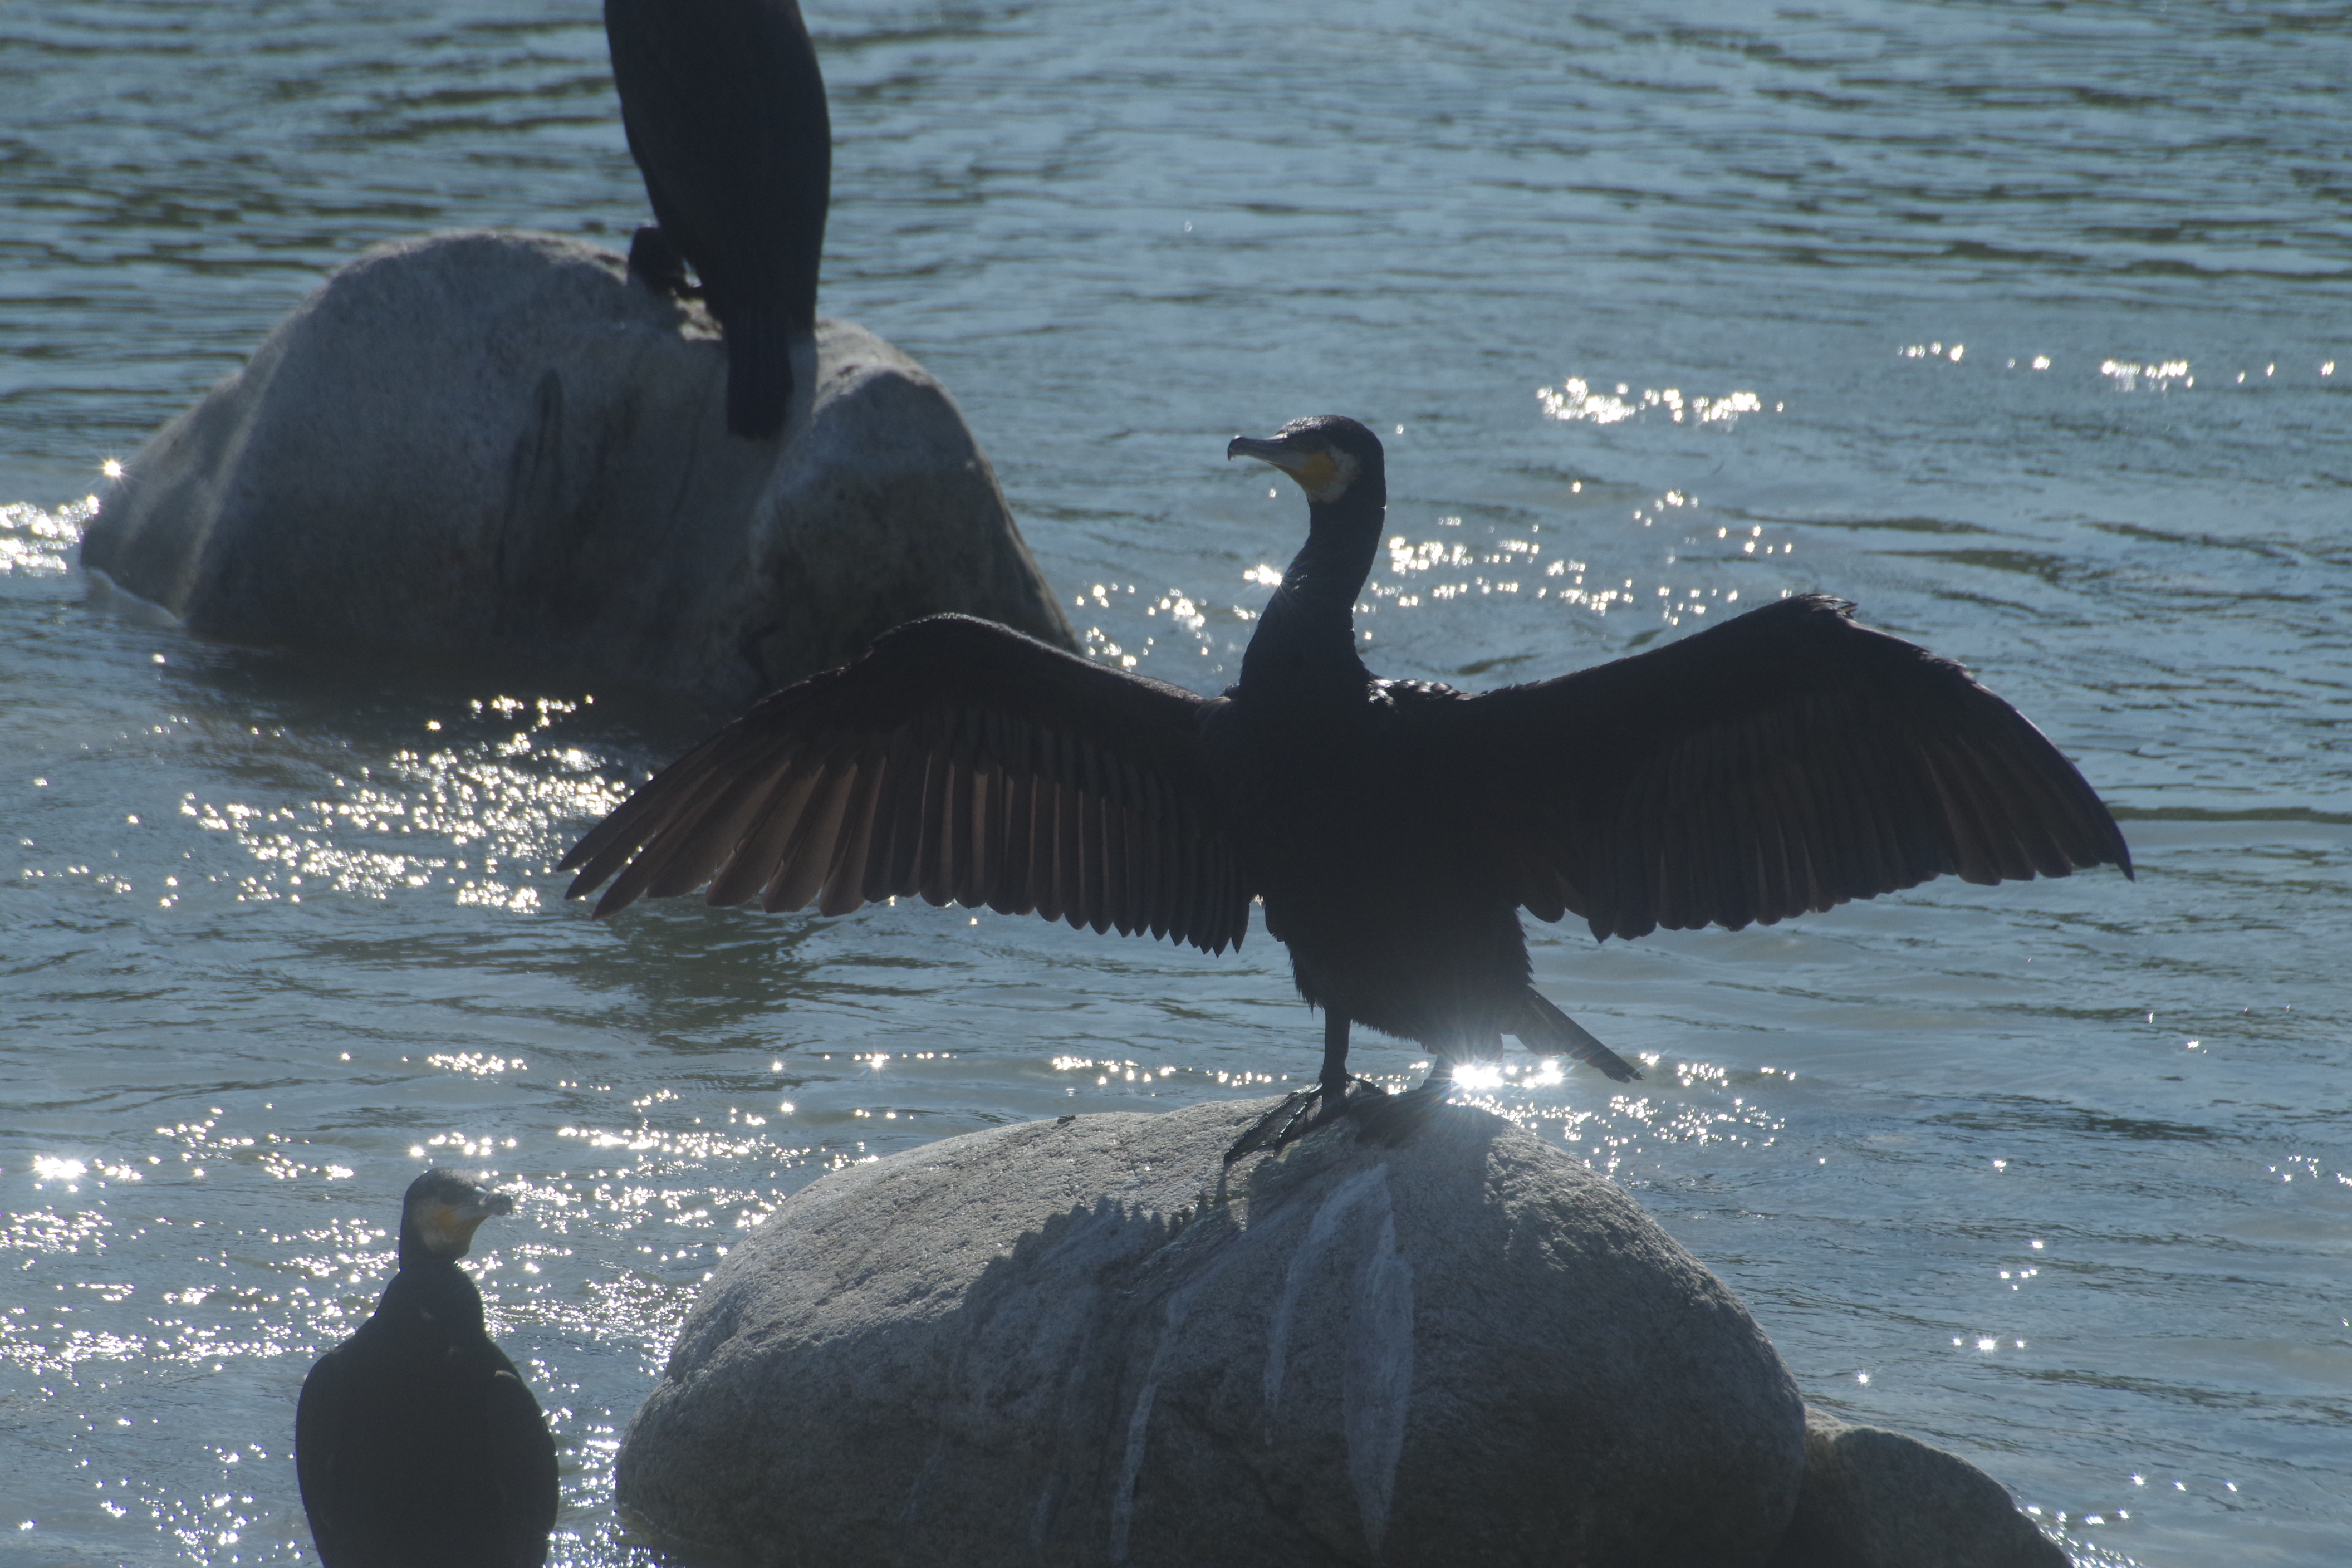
[
  {"xmin": 296, "ymin": 1170, "xmax": 557, "ymax": 1568},
  {"xmin": 604, "ymin": 0, "xmax": 831, "ymax": 440},
  {"xmin": 562, "ymin": 416, "xmax": 2130, "ymax": 1155}
]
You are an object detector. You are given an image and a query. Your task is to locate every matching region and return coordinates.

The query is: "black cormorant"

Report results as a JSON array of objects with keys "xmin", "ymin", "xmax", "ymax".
[
  {"xmin": 296, "ymin": 1170, "xmax": 558, "ymax": 1567},
  {"xmin": 562, "ymin": 416, "xmax": 2130, "ymax": 1155},
  {"xmin": 604, "ymin": 0, "xmax": 831, "ymax": 440}
]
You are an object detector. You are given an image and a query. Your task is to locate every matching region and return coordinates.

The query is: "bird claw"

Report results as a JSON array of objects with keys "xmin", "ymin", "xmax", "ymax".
[{"xmin": 1223, "ymin": 1076, "xmax": 1389, "ymax": 1164}]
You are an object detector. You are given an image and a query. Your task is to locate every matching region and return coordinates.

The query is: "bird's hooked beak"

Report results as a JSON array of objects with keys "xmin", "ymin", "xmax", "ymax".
[
  {"xmin": 417, "ymin": 1187, "xmax": 514, "ymax": 1260},
  {"xmin": 1228, "ymin": 433, "xmax": 1346, "ymax": 502}
]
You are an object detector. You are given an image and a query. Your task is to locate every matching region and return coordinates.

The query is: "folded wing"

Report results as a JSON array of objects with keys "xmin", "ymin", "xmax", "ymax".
[
  {"xmin": 1452, "ymin": 595, "xmax": 2130, "ymax": 940},
  {"xmin": 562, "ymin": 615, "xmax": 1250, "ymax": 953},
  {"xmin": 293, "ymin": 1345, "xmax": 350, "ymax": 1553},
  {"xmin": 483, "ymin": 1363, "xmax": 559, "ymax": 1559}
]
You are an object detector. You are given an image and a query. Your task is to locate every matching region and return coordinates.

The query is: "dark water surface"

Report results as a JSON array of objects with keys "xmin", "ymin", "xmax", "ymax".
[{"xmin": 4, "ymin": 1, "xmax": 2349, "ymax": 1563}]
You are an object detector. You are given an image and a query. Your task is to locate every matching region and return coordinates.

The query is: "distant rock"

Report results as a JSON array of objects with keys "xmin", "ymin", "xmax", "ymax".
[
  {"xmin": 81, "ymin": 231, "xmax": 1074, "ymax": 708},
  {"xmin": 1767, "ymin": 1409, "xmax": 2067, "ymax": 1568},
  {"xmin": 615, "ymin": 1096, "xmax": 1809, "ymax": 1567}
]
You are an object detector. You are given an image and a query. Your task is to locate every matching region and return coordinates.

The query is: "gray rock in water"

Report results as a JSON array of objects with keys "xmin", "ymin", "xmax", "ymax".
[
  {"xmin": 81, "ymin": 230, "xmax": 1074, "ymax": 708},
  {"xmin": 616, "ymin": 1096, "xmax": 1807, "ymax": 1567},
  {"xmin": 1767, "ymin": 1409, "xmax": 2067, "ymax": 1568}
]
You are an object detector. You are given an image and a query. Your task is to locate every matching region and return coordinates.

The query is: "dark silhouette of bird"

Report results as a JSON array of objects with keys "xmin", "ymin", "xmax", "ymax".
[
  {"xmin": 604, "ymin": 0, "xmax": 830, "ymax": 440},
  {"xmin": 561, "ymin": 416, "xmax": 2130, "ymax": 1157},
  {"xmin": 296, "ymin": 1170, "xmax": 557, "ymax": 1567}
]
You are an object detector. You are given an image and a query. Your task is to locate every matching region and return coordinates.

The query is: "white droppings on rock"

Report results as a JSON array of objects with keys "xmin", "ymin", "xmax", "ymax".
[
  {"xmin": 1258, "ymin": 1160, "xmax": 1415, "ymax": 1548},
  {"xmin": 1109, "ymin": 1282, "xmax": 1194, "ymax": 1564},
  {"xmin": 1340, "ymin": 1177, "xmax": 1413, "ymax": 1552}
]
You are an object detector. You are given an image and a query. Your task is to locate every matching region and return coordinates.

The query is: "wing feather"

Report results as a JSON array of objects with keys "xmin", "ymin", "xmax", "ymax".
[
  {"xmin": 809, "ymin": 762, "xmax": 872, "ymax": 916},
  {"xmin": 1432, "ymin": 595, "xmax": 2128, "ymax": 940},
  {"xmin": 589, "ymin": 757, "xmax": 756, "ymax": 917},
  {"xmin": 1100, "ymin": 778, "xmax": 1128, "ymax": 934},
  {"xmin": 916, "ymin": 737, "xmax": 957, "ymax": 908},
  {"xmin": 641, "ymin": 741, "xmax": 796, "ymax": 901},
  {"xmin": 1064, "ymin": 763, "xmax": 1091, "ymax": 931},
  {"xmin": 707, "ymin": 763, "xmax": 822, "ymax": 908},
  {"xmin": 758, "ymin": 763, "xmax": 847, "ymax": 914},
  {"xmin": 564, "ymin": 616, "xmax": 1248, "ymax": 953},
  {"xmin": 998, "ymin": 762, "xmax": 1038, "ymax": 918},
  {"xmin": 877, "ymin": 726, "xmax": 928, "ymax": 897},
  {"xmin": 961, "ymin": 763, "xmax": 996, "ymax": 910},
  {"xmin": 1034, "ymin": 770, "xmax": 1067, "ymax": 925},
  {"xmin": 1080, "ymin": 755, "xmax": 1109, "ymax": 934}
]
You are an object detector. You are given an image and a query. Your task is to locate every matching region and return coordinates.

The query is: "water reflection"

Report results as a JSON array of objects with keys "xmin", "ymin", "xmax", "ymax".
[
  {"xmin": 0, "ymin": 498, "xmax": 92, "ymax": 577},
  {"xmin": 1537, "ymin": 376, "xmax": 1772, "ymax": 427}
]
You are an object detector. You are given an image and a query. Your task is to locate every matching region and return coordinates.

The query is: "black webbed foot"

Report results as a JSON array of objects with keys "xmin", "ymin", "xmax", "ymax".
[
  {"xmin": 626, "ymin": 226, "xmax": 698, "ymax": 299},
  {"xmin": 1223, "ymin": 1076, "xmax": 1389, "ymax": 1164}
]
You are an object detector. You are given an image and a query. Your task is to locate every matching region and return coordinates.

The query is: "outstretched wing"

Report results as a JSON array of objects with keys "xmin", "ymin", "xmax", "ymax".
[
  {"xmin": 1452, "ymin": 595, "xmax": 2130, "ymax": 940},
  {"xmin": 562, "ymin": 615, "xmax": 1251, "ymax": 953}
]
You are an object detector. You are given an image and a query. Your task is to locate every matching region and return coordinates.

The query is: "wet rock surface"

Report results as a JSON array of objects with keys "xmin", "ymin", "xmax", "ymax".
[
  {"xmin": 1767, "ymin": 1409, "xmax": 2069, "ymax": 1568},
  {"xmin": 616, "ymin": 1096, "xmax": 1808, "ymax": 1567},
  {"xmin": 81, "ymin": 230, "xmax": 1072, "ymax": 707}
]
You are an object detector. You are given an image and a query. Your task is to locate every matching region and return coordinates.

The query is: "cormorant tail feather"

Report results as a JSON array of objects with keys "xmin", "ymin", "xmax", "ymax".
[
  {"xmin": 1519, "ymin": 992, "xmax": 1641, "ymax": 1082},
  {"xmin": 723, "ymin": 308, "xmax": 793, "ymax": 439}
]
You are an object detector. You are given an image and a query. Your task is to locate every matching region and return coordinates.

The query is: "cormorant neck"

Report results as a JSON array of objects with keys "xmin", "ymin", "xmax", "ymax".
[
  {"xmin": 396, "ymin": 1219, "xmax": 455, "ymax": 1273},
  {"xmin": 1240, "ymin": 482, "xmax": 1385, "ymax": 695},
  {"xmin": 382, "ymin": 1247, "xmax": 488, "ymax": 1336}
]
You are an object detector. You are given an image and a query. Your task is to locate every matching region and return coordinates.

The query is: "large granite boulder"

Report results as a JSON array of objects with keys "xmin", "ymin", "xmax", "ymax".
[
  {"xmin": 80, "ymin": 231, "xmax": 1074, "ymax": 708},
  {"xmin": 1768, "ymin": 1409, "xmax": 2067, "ymax": 1568},
  {"xmin": 616, "ymin": 1096, "xmax": 1809, "ymax": 1567}
]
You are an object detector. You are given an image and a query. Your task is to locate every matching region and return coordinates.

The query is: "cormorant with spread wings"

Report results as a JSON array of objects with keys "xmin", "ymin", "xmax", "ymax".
[{"xmin": 564, "ymin": 416, "xmax": 2129, "ymax": 1157}]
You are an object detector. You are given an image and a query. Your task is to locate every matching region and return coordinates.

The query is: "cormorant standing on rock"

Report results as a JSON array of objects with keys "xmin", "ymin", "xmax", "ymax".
[
  {"xmin": 562, "ymin": 416, "xmax": 2130, "ymax": 1157},
  {"xmin": 604, "ymin": 0, "xmax": 830, "ymax": 440},
  {"xmin": 296, "ymin": 1170, "xmax": 557, "ymax": 1567}
]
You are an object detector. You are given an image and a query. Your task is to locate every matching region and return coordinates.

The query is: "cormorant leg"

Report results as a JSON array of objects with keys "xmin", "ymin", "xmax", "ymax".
[
  {"xmin": 1223, "ymin": 1013, "xmax": 1386, "ymax": 1164},
  {"xmin": 626, "ymin": 225, "xmax": 697, "ymax": 298},
  {"xmin": 1316, "ymin": 1009, "xmax": 1355, "ymax": 1102}
]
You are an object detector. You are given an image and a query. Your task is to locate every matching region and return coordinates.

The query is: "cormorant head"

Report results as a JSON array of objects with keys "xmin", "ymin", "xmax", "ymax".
[
  {"xmin": 397, "ymin": 1169, "xmax": 514, "ymax": 1266},
  {"xmin": 1227, "ymin": 416, "xmax": 1385, "ymax": 507}
]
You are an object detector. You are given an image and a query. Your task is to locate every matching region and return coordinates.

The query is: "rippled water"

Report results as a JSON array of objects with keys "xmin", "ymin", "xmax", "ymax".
[{"xmin": 4, "ymin": 2, "xmax": 2349, "ymax": 1564}]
